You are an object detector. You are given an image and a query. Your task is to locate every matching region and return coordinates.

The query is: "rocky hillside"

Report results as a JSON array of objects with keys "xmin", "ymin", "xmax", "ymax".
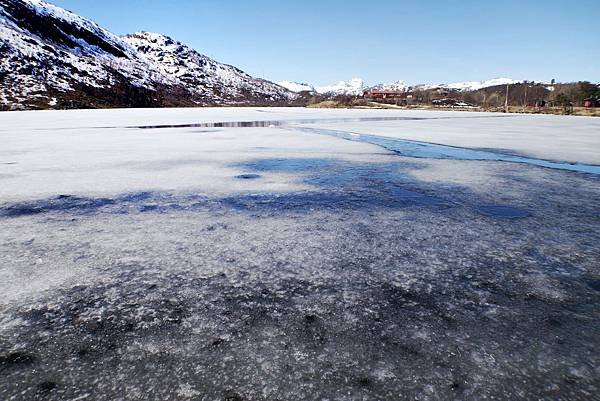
[
  {"xmin": 124, "ymin": 32, "xmax": 290, "ymax": 105},
  {"xmin": 0, "ymin": 0, "xmax": 293, "ymax": 110}
]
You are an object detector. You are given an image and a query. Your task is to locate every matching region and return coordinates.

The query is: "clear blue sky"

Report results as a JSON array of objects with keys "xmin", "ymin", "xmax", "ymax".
[{"xmin": 51, "ymin": 0, "xmax": 599, "ymax": 86}]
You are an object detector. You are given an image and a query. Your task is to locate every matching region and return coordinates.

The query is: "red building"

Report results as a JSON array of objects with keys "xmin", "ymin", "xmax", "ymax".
[
  {"xmin": 363, "ymin": 90, "xmax": 407, "ymax": 100},
  {"xmin": 584, "ymin": 98, "xmax": 599, "ymax": 108}
]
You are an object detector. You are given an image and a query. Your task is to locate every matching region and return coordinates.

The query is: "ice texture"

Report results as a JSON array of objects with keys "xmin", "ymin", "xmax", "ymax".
[{"xmin": 1, "ymin": 108, "xmax": 599, "ymax": 400}]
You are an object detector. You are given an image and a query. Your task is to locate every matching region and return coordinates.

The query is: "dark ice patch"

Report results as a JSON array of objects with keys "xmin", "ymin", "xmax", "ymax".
[
  {"xmin": 585, "ymin": 279, "xmax": 600, "ymax": 292},
  {"xmin": 221, "ymin": 192, "xmax": 355, "ymax": 212},
  {"xmin": 235, "ymin": 174, "xmax": 262, "ymax": 180},
  {"xmin": 37, "ymin": 380, "xmax": 57, "ymax": 393},
  {"xmin": 0, "ymin": 195, "xmax": 115, "ymax": 217},
  {"xmin": 0, "ymin": 191, "xmax": 195, "ymax": 218},
  {"xmin": 235, "ymin": 158, "xmax": 447, "ymax": 210},
  {"xmin": 139, "ymin": 204, "xmax": 160, "ymax": 212},
  {"xmin": 116, "ymin": 191, "xmax": 156, "ymax": 203},
  {"xmin": 477, "ymin": 205, "xmax": 531, "ymax": 219},
  {"xmin": 0, "ymin": 351, "xmax": 35, "ymax": 370}
]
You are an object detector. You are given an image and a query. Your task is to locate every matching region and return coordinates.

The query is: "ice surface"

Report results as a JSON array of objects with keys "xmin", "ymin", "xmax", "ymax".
[
  {"xmin": 1, "ymin": 107, "xmax": 599, "ymax": 400},
  {"xmin": 293, "ymin": 127, "xmax": 600, "ymax": 174},
  {"xmin": 298, "ymin": 111, "xmax": 600, "ymax": 165},
  {"xmin": 0, "ymin": 124, "xmax": 390, "ymax": 202}
]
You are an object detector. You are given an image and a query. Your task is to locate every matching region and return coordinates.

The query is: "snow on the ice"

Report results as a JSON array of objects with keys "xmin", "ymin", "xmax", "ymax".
[
  {"xmin": 299, "ymin": 110, "xmax": 600, "ymax": 165},
  {"xmin": 1, "ymin": 107, "xmax": 599, "ymax": 401}
]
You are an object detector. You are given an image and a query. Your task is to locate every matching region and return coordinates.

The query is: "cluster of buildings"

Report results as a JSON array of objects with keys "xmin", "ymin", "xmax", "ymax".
[
  {"xmin": 584, "ymin": 97, "xmax": 600, "ymax": 108},
  {"xmin": 362, "ymin": 88, "xmax": 462, "ymax": 107},
  {"xmin": 362, "ymin": 90, "xmax": 410, "ymax": 101}
]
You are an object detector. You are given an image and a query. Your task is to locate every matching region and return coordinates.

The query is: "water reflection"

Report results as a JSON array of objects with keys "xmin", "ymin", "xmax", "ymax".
[{"xmin": 127, "ymin": 116, "xmax": 600, "ymax": 175}]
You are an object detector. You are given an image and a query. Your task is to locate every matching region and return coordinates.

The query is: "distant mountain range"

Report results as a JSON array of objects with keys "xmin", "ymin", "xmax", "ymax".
[
  {"xmin": 279, "ymin": 77, "xmax": 525, "ymax": 96},
  {"xmin": 0, "ymin": 0, "xmax": 293, "ymax": 110},
  {"xmin": 275, "ymin": 79, "xmax": 365, "ymax": 96}
]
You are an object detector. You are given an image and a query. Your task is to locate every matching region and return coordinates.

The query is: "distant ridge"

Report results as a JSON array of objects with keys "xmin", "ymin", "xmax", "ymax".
[{"xmin": 281, "ymin": 77, "xmax": 525, "ymax": 95}]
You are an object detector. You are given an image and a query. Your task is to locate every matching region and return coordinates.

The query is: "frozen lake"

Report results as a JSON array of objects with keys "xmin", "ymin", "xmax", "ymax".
[{"xmin": 1, "ymin": 108, "xmax": 599, "ymax": 400}]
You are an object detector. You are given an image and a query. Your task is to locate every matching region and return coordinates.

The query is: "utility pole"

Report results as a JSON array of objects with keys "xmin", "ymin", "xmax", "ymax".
[
  {"xmin": 504, "ymin": 84, "xmax": 509, "ymax": 113},
  {"xmin": 523, "ymin": 85, "xmax": 528, "ymax": 113}
]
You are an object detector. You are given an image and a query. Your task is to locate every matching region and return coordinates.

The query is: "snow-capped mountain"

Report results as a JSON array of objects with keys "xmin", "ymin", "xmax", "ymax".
[
  {"xmin": 376, "ymin": 78, "xmax": 523, "ymax": 92},
  {"xmin": 442, "ymin": 77, "xmax": 522, "ymax": 91},
  {"xmin": 0, "ymin": 0, "xmax": 160, "ymax": 108},
  {"xmin": 280, "ymin": 78, "xmax": 365, "ymax": 96},
  {"xmin": 281, "ymin": 76, "xmax": 524, "ymax": 97},
  {"xmin": 368, "ymin": 80, "xmax": 410, "ymax": 92},
  {"xmin": 124, "ymin": 32, "xmax": 291, "ymax": 104},
  {"xmin": 315, "ymin": 78, "xmax": 365, "ymax": 96},
  {"xmin": 277, "ymin": 81, "xmax": 315, "ymax": 93},
  {"xmin": 0, "ymin": 0, "xmax": 293, "ymax": 109}
]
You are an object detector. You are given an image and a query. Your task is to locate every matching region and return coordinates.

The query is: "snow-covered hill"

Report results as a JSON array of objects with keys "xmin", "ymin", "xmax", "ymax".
[
  {"xmin": 124, "ymin": 32, "xmax": 291, "ymax": 104},
  {"xmin": 0, "ymin": 0, "xmax": 292, "ymax": 109},
  {"xmin": 280, "ymin": 78, "xmax": 365, "ymax": 96},
  {"xmin": 0, "ymin": 0, "xmax": 158, "ymax": 108},
  {"xmin": 410, "ymin": 78, "xmax": 523, "ymax": 92},
  {"xmin": 315, "ymin": 78, "xmax": 365, "ymax": 96},
  {"xmin": 281, "ymin": 76, "xmax": 525, "ymax": 97},
  {"xmin": 443, "ymin": 77, "xmax": 523, "ymax": 91}
]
